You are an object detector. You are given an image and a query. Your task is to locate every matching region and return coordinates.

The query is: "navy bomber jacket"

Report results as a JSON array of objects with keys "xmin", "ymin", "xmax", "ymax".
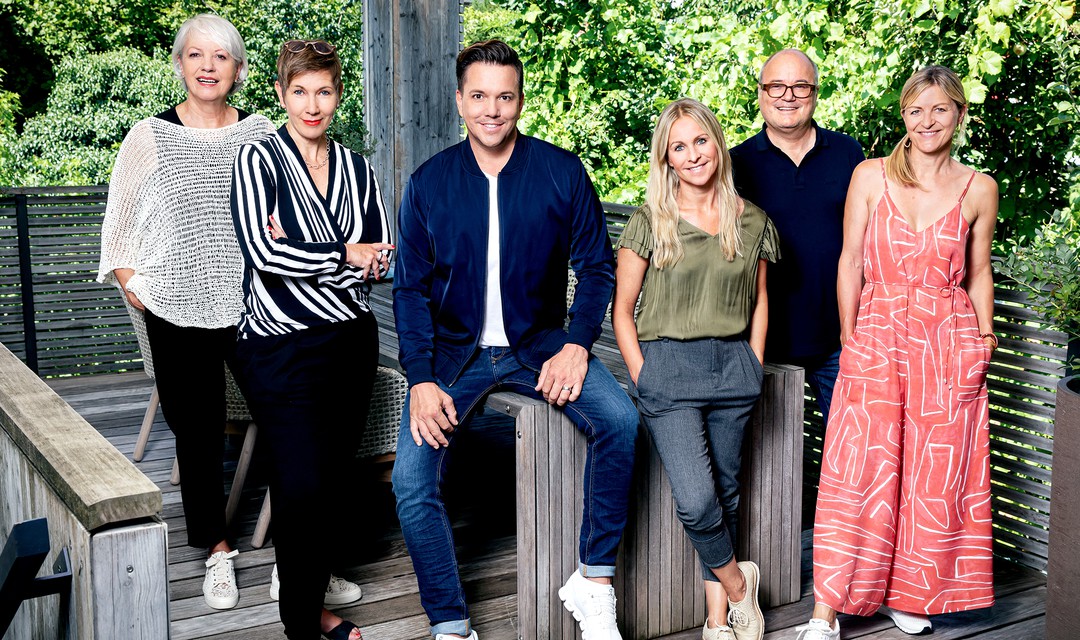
[{"xmin": 392, "ymin": 133, "xmax": 614, "ymax": 387}]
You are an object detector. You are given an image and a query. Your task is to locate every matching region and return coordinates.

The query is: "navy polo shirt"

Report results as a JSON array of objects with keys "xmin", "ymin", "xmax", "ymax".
[{"xmin": 730, "ymin": 123, "xmax": 864, "ymax": 362}]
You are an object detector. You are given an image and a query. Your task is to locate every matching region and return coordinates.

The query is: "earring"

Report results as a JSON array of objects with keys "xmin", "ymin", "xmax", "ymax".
[{"xmin": 903, "ymin": 136, "xmax": 911, "ymax": 149}]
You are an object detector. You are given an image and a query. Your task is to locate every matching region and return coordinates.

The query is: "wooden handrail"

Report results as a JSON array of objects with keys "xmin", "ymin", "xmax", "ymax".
[{"xmin": 0, "ymin": 344, "xmax": 160, "ymax": 531}]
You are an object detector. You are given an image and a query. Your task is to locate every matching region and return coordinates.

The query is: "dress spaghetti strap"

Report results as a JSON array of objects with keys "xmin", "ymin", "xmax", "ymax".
[{"xmin": 957, "ymin": 169, "xmax": 977, "ymax": 205}]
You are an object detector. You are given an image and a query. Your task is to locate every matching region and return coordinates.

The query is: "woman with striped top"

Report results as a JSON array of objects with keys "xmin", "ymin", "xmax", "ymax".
[{"xmin": 231, "ymin": 39, "xmax": 392, "ymax": 640}]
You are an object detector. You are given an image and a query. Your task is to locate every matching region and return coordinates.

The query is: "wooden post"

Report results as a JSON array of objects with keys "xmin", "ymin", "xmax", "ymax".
[
  {"xmin": 489, "ymin": 363, "xmax": 805, "ymax": 640},
  {"xmin": 363, "ymin": 0, "xmax": 461, "ymax": 223},
  {"xmin": 1047, "ymin": 375, "xmax": 1080, "ymax": 640},
  {"xmin": 13, "ymin": 194, "xmax": 37, "ymax": 373}
]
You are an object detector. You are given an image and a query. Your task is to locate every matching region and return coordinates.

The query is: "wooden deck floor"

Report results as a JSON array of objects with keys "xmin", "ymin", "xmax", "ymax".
[{"xmin": 47, "ymin": 371, "xmax": 1047, "ymax": 640}]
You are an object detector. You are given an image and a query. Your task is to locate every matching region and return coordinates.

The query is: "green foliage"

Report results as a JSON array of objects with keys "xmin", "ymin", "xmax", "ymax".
[
  {"xmin": 10, "ymin": 48, "xmax": 183, "ymax": 186},
  {"xmin": 1, "ymin": 0, "xmax": 369, "ymax": 186},
  {"xmin": 5, "ymin": 0, "xmax": 177, "ymax": 57},
  {"xmin": 995, "ymin": 208, "xmax": 1080, "ymax": 339},
  {"xmin": 464, "ymin": 0, "xmax": 520, "ymax": 43},
  {"xmin": 475, "ymin": 0, "xmax": 1080, "ymax": 242},
  {"xmin": 0, "ymin": 67, "xmax": 20, "ymax": 185}
]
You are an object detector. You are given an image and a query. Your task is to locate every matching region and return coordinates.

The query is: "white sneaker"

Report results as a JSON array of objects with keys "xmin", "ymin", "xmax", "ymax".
[
  {"xmin": 702, "ymin": 620, "xmax": 736, "ymax": 640},
  {"xmin": 269, "ymin": 563, "xmax": 363, "ymax": 605},
  {"xmin": 879, "ymin": 606, "xmax": 931, "ymax": 635},
  {"xmin": 557, "ymin": 570, "xmax": 621, "ymax": 640},
  {"xmin": 794, "ymin": 618, "xmax": 840, "ymax": 640},
  {"xmin": 727, "ymin": 561, "xmax": 764, "ymax": 640},
  {"xmin": 434, "ymin": 633, "xmax": 478, "ymax": 639},
  {"xmin": 203, "ymin": 550, "xmax": 240, "ymax": 610}
]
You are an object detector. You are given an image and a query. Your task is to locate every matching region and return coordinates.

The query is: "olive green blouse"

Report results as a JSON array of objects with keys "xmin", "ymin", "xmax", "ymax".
[{"xmin": 617, "ymin": 201, "xmax": 780, "ymax": 341}]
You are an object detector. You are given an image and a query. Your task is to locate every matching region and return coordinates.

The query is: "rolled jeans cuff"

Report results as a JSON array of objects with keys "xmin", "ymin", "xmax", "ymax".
[
  {"xmin": 579, "ymin": 563, "xmax": 616, "ymax": 579},
  {"xmin": 430, "ymin": 619, "xmax": 471, "ymax": 637}
]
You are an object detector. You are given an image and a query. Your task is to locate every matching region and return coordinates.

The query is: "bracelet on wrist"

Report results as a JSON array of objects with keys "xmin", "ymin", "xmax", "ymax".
[{"xmin": 979, "ymin": 332, "xmax": 998, "ymax": 349}]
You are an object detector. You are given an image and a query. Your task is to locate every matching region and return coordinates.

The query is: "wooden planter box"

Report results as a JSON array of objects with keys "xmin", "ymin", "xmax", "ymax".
[{"xmin": 1047, "ymin": 374, "xmax": 1080, "ymax": 640}]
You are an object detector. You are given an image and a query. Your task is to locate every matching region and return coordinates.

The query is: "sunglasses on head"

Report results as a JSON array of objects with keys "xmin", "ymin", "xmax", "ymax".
[{"xmin": 284, "ymin": 40, "xmax": 335, "ymax": 55}]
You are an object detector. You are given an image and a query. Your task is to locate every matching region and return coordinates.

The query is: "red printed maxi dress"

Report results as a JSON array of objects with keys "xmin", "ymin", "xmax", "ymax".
[{"xmin": 812, "ymin": 160, "xmax": 994, "ymax": 615}]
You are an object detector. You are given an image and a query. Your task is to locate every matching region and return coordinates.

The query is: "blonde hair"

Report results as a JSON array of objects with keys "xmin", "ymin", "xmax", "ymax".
[
  {"xmin": 646, "ymin": 98, "xmax": 741, "ymax": 268},
  {"xmin": 885, "ymin": 65, "xmax": 967, "ymax": 188}
]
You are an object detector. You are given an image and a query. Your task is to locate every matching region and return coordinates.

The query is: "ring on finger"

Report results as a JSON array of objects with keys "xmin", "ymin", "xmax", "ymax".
[{"xmin": 561, "ymin": 385, "xmax": 572, "ymax": 392}]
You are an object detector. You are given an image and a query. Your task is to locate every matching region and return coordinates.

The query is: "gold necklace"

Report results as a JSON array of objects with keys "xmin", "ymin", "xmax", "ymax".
[
  {"xmin": 286, "ymin": 123, "xmax": 330, "ymax": 170},
  {"xmin": 304, "ymin": 139, "xmax": 330, "ymax": 170}
]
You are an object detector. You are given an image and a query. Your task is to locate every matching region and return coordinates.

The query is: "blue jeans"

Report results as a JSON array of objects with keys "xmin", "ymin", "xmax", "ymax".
[
  {"xmin": 801, "ymin": 349, "xmax": 841, "ymax": 423},
  {"xmin": 631, "ymin": 338, "xmax": 763, "ymax": 581},
  {"xmin": 391, "ymin": 347, "xmax": 639, "ymax": 637}
]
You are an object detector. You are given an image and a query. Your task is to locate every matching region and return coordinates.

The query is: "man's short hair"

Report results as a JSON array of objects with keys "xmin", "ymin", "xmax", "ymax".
[{"xmin": 456, "ymin": 40, "xmax": 524, "ymax": 95}]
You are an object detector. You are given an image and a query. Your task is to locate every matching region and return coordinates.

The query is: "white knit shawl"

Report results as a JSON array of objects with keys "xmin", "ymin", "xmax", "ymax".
[{"xmin": 98, "ymin": 113, "xmax": 275, "ymax": 328}]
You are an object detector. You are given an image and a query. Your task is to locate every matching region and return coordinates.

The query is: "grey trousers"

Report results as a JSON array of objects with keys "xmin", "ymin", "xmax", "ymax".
[{"xmin": 631, "ymin": 337, "xmax": 763, "ymax": 581}]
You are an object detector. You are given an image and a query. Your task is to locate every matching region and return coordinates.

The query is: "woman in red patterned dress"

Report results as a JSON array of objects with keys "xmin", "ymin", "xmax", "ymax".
[{"xmin": 796, "ymin": 66, "xmax": 999, "ymax": 640}]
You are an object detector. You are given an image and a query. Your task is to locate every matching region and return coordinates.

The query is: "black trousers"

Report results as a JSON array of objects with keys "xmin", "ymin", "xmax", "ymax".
[
  {"xmin": 237, "ymin": 313, "xmax": 379, "ymax": 640},
  {"xmin": 144, "ymin": 310, "xmax": 240, "ymax": 549}
]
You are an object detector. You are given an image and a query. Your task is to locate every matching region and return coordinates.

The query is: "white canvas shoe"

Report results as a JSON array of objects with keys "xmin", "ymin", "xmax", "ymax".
[
  {"xmin": 794, "ymin": 618, "xmax": 840, "ymax": 640},
  {"xmin": 203, "ymin": 550, "xmax": 240, "ymax": 610},
  {"xmin": 269, "ymin": 563, "xmax": 363, "ymax": 605},
  {"xmin": 727, "ymin": 561, "xmax": 764, "ymax": 640}
]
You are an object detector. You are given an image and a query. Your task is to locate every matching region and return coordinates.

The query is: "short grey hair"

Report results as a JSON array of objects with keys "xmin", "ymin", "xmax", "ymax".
[
  {"xmin": 758, "ymin": 48, "xmax": 820, "ymax": 86},
  {"xmin": 171, "ymin": 14, "xmax": 249, "ymax": 96}
]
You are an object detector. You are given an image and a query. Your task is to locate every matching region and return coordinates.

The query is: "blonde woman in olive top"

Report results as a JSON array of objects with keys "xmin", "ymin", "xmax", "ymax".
[{"xmin": 613, "ymin": 98, "xmax": 778, "ymax": 640}]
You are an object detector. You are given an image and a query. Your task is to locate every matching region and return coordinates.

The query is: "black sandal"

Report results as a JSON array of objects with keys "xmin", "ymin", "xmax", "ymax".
[{"xmin": 323, "ymin": 620, "xmax": 362, "ymax": 640}]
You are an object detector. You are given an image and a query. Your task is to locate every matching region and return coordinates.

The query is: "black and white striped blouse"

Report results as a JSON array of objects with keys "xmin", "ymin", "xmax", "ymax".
[{"xmin": 231, "ymin": 125, "xmax": 392, "ymax": 338}]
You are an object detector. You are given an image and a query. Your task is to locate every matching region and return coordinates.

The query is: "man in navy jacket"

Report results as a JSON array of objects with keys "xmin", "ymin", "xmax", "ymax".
[{"xmin": 391, "ymin": 40, "xmax": 637, "ymax": 640}]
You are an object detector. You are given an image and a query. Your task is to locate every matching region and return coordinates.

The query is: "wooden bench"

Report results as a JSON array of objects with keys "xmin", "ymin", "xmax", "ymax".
[{"xmin": 486, "ymin": 362, "xmax": 805, "ymax": 640}]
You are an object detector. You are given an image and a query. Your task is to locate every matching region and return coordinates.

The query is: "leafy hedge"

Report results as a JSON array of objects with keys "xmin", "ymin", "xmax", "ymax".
[
  {"xmin": 468, "ymin": 0, "xmax": 1080, "ymax": 241},
  {"xmin": 1, "ymin": 0, "xmax": 368, "ymax": 186}
]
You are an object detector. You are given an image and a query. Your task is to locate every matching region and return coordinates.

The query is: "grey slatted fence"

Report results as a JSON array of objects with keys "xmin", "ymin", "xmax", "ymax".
[{"xmin": 0, "ymin": 186, "xmax": 140, "ymax": 377}]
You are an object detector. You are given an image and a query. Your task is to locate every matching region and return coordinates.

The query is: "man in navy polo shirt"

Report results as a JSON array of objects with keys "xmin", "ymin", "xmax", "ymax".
[{"xmin": 729, "ymin": 49, "xmax": 864, "ymax": 423}]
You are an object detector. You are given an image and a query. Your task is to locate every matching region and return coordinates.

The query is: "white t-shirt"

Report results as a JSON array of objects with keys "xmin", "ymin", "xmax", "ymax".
[{"xmin": 478, "ymin": 173, "xmax": 510, "ymax": 347}]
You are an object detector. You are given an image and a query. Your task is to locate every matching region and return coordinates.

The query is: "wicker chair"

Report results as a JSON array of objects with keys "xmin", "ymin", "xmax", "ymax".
[
  {"xmin": 566, "ymin": 268, "xmax": 638, "ymax": 319},
  {"xmin": 126, "ymin": 301, "xmax": 258, "ymax": 527},
  {"xmin": 249, "ymin": 365, "xmax": 407, "ymax": 548}
]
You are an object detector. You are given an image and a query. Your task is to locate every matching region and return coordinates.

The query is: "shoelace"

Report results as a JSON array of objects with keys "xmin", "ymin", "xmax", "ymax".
[
  {"xmin": 327, "ymin": 575, "xmax": 354, "ymax": 593},
  {"xmin": 728, "ymin": 606, "xmax": 749, "ymax": 627},
  {"xmin": 205, "ymin": 550, "xmax": 238, "ymax": 592},
  {"xmin": 793, "ymin": 621, "xmax": 832, "ymax": 640},
  {"xmin": 583, "ymin": 591, "xmax": 618, "ymax": 629}
]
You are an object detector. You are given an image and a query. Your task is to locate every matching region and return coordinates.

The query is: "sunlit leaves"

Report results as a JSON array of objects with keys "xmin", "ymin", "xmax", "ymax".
[{"xmin": 468, "ymin": 0, "xmax": 1078, "ymax": 247}]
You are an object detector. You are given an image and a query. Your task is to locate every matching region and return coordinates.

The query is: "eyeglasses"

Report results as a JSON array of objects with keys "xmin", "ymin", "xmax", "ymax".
[
  {"xmin": 283, "ymin": 40, "xmax": 336, "ymax": 55},
  {"xmin": 760, "ymin": 83, "xmax": 817, "ymax": 99}
]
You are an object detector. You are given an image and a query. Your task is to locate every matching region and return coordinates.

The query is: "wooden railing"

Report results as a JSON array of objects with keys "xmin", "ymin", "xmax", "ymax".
[
  {"xmin": 0, "ymin": 185, "xmax": 1070, "ymax": 574},
  {"xmin": 0, "ymin": 342, "xmax": 166, "ymax": 638}
]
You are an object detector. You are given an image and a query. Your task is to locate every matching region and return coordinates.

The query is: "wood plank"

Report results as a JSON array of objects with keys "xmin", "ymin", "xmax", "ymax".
[
  {"xmin": 0, "ymin": 345, "xmax": 160, "ymax": 530},
  {"xmin": 90, "ymin": 521, "xmax": 169, "ymax": 638}
]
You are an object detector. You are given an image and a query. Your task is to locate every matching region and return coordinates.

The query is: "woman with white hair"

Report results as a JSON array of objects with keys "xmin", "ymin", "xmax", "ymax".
[{"xmin": 99, "ymin": 13, "xmax": 278, "ymax": 611}]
